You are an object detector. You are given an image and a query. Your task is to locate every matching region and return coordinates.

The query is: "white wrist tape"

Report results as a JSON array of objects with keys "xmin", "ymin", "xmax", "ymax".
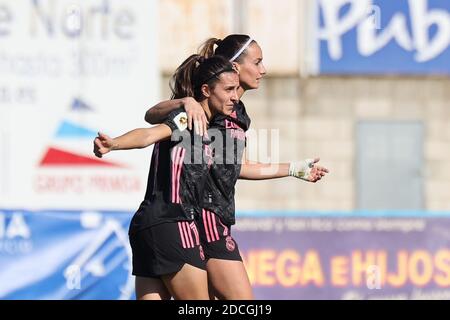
[{"xmin": 288, "ymin": 159, "xmax": 315, "ymax": 181}]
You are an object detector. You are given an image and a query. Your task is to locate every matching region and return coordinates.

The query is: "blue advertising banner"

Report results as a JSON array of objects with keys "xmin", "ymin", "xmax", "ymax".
[
  {"xmin": 0, "ymin": 210, "xmax": 134, "ymax": 299},
  {"xmin": 2, "ymin": 210, "xmax": 450, "ymax": 299},
  {"xmin": 317, "ymin": 0, "xmax": 450, "ymax": 75}
]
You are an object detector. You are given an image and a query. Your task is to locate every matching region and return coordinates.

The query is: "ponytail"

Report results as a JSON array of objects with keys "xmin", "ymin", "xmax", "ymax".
[
  {"xmin": 170, "ymin": 54, "xmax": 203, "ymax": 99},
  {"xmin": 170, "ymin": 55, "xmax": 237, "ymax": 101},
  {"xmin": 198, "ymin": 38, "xmax": 222, "ymax": 58}
]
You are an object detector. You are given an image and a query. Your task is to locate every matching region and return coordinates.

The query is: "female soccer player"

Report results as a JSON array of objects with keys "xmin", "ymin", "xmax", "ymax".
[
  {"xmin": 94, "ymin": 55, "xmax": 241, "ymax": 300},
  {"xmin": 144, "ymin": 35, "xmax": 329, "ymax": 299}
]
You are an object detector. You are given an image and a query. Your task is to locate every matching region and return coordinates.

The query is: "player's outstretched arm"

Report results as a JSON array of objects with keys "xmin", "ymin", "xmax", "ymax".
[
  {"xmin": 93, "ymin": 124, "xmax": 172, "ymax": 158},
  {"xmin": 239, "ymin": 157, "xmax": 329, "ymax": 183}
]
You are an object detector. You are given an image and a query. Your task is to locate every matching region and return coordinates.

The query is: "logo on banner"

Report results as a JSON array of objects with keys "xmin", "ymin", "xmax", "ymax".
[
  {"xmin": 34, "ymin": 98, "xmax": 141, "ymax": 195},
  {"xmin": 39, "ymin": 98, "xmax": 122, "ymax": 168},
  {"xmin": 0, "ymin": 212, "xmax": 33, "ymax": 255}
]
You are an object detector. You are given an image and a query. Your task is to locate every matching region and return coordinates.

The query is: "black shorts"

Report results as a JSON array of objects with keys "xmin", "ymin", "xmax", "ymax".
[
  {"xmin": 197, "ymin": 209, "xmax": 242, "ymax": 262},
  {"xmin": 129, "ymin": 221, "xmax": 206, "ymax": 278}
]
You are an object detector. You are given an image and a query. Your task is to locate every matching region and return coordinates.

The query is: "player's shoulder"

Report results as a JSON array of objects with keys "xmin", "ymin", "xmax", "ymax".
[
  {"xmin": 234, "ymin": 100, "xmax": 251, "ymax": 130},
  {"xmin": 235, "ymin": 100, "xmax": 249, "ymax": 117}
]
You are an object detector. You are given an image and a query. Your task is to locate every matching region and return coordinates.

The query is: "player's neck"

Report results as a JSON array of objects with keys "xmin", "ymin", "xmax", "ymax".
[
  {"xmin": 200, "ymin": 100, "xmax": 213, "ymax": 120},
  {"xmin": 237, "ymin": 86, "xmax": 245, "ymax": 99}
]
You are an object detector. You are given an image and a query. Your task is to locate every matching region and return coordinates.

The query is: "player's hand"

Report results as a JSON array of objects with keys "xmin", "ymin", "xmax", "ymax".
[
  {"xmin": 289, "ymin": 158, "xmax": 329, "ymax": 183},
  {"xmin": 183, "ymin": 97, "xmax": 208, "ymax": 136},
  {"xmin": 93, "ymin": 132, "xmax": 115, "ymax": 158}
]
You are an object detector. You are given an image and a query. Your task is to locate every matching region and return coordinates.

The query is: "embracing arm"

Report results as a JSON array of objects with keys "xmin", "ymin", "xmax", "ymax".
[
  {"xmin": 93, "ymin": 124, "xmax": 172, "ymax": 158},
  {"xmin": 145, "ymin": 99, "xmax": 186, "ymax": 124},
  {"xmin": 145, "ymin": 97, "xmax": 208, "ymax": 135}
]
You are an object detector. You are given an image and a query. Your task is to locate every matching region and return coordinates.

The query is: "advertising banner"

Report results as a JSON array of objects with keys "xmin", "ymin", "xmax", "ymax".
[
  {"xmin": 2, "ymin": 210, "xmax": 450, "ymax": 300},
  {"xmin": 0, "ymin": 0, "xmax": 159, "ymax": 210},
  {"xmin": 314, "ymin": 0, "xmax": 450, "ymax": 75}
]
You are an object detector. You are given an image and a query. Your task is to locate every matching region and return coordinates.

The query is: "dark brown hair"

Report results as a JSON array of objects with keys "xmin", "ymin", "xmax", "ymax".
[
  {"xmin": 198, "ymin": 34, "xmax": 255, "ymax": 63},
  {"xmin": 170, "ymin": 55, "xmax": 237, "ymax": 100}
]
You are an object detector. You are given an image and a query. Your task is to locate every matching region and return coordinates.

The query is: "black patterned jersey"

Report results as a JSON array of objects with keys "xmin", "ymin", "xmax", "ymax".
[
  {"xmin": 129, "ymin": 108, "xmax": 213, "ymax": 235},
  {"xmin": 202, "ymin": 101, "xmax": 251, "ymax": 226}
]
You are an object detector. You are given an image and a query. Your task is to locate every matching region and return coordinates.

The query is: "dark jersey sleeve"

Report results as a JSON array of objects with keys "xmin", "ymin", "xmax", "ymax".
[{"xmin": 163, "ymin": 107, "xmax": 189, "ymax": 133}]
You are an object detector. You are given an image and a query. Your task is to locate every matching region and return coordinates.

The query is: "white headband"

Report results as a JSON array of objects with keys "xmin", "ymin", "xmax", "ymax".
[{"xmin": 229, "ymin": 38, "xmax": 253, "ymax": 62}]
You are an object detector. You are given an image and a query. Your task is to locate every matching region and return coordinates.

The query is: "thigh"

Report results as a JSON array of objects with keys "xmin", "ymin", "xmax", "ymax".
[
  {"xmin": 161, "ymin": 263, "xmax": 209, "ymax": 300},
  {"xmin": 206, "ymin": 259, "xmax": 253, "ymax": 300},
  {"xmin": 135, "ymin": 276, "xmax": 171, "ymax": 300}
]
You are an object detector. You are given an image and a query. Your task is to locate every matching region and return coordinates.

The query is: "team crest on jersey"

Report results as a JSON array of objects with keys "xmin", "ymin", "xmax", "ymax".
[
  {"xmin": 174, "ymin": 112, "xmax": 188, "ymax": 131},
  {"xmin": 225, "ymin": 236, "xmax": 235, "ymax": 252}
]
